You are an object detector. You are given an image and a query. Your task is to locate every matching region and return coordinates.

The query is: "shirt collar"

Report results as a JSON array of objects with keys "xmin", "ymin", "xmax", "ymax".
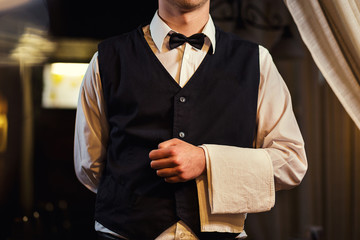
[{"xmin": 149, "ymin": 11, "xmax": 216, "ymax": 54}]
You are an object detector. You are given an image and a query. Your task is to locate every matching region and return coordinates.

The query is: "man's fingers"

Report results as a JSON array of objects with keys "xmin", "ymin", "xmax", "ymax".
[
  {"xmin": 164, "ymin": 176, "xmax": 181, "ymax": 183},
  {"xmin": 150, "ymin": 159, "xmax": 176, "ymax": 169},
  {"xmin": 149, "ymin": 138, "xmax": 205, "ymax": 183},
  {"xmin": 149, "ymin": 148, "xmax": 170, "ymax": 160},
  {"xmin": 149, "ymin": 141, "xmax": 180, "ymax": 160},
  {"xmin": 155, "ymin": 166, "xmax": 187, "ymax": 183},
  {"xmin": 158, "ymin": 138, "xmax": 180, "ymax": 149},
  {"xmin": 156, "ymin": 168, "xmax": 178, "ymax": 178}
]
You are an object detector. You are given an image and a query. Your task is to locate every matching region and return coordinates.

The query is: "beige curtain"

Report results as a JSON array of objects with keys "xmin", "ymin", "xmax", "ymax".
[
  {"xmin": 280, "ymin": 2, "xmax": 360, "ymax": 239},
  {"xmin": 283, "ymin": 0, "xmax": 360, "ymax": 129}
]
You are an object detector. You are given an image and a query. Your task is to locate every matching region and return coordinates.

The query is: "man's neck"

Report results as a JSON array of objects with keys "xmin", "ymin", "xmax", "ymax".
[{"xmin": 158, "ymin": 0, "xmax": 210, "ymax": 37}]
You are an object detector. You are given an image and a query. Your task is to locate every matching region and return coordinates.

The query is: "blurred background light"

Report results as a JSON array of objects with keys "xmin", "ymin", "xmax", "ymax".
[
  {"xmin": 0, "ymin": 95, "xmax": 8, "ymax": 153},
  {"xmin": 42, "ymin": 62, "xmax": 88, "ymax": 109}
]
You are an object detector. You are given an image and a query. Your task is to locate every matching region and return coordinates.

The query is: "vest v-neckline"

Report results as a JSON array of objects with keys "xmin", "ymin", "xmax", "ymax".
[{"xmin": 137, "ymin": 26, "xmax": 213, "ymax": 91}]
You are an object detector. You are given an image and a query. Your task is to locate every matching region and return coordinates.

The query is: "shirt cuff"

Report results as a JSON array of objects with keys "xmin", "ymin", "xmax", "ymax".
[{"xmin": 200, "ymin": 144, "xmax": 275, "ymax": 214}]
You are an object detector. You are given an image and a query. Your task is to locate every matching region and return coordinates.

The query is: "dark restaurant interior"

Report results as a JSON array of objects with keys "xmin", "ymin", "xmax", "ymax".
[{"xmin": 0, "ymin": 0, "xmax": 359, "ymax": 240}]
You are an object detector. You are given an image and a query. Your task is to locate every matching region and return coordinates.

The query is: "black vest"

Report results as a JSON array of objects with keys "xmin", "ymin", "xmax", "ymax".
[{"xmin": 95, "ymin": 25, "xmax": 260, "ymax": 240}]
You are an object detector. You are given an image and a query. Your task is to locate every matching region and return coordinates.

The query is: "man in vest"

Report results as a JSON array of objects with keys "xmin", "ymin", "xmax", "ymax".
[{"xmin": 74, "ymin": 0, "xmax": 308, "ymax": 239}]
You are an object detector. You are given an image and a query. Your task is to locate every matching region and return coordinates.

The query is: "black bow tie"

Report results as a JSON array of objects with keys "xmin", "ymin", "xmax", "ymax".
[{"xmin": 169, "ymin": 33, "xmax": 205, "ymax": 50}]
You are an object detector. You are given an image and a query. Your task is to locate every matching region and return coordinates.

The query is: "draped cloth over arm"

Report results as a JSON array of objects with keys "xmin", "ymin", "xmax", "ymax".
[
  {"xmin": 195, "ymin": 46, "xmax": 307, "ymax": 233},
  {"xmin": 283, "ymin": 0, "xmax": 360, "ymax": 129}
]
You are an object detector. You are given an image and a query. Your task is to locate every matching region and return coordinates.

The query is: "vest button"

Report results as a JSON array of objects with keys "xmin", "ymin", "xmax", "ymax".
[
  {"xmin": 179, "ymin": 132, "xmax": 185, "ymax": 138},
  {"xmin": 179, "ymin": 97, "xmax": 186, "ymax": 103}
]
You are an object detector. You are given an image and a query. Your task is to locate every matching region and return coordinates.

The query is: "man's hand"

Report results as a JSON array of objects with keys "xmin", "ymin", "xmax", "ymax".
[{"xmin": 149, "ymin": 138, "xmax": 206, "ymax": 183}]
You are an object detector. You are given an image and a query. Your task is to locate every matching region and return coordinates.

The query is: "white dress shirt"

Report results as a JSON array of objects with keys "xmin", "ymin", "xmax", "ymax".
[{"xmin": 74, "ymin": 11, "xmax": 307, "ymax": 240}]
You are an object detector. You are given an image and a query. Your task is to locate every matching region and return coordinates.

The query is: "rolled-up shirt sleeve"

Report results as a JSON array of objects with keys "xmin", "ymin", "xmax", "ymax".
[
  {"xmin": 74, "ymin": 52, "xmax": 109, "ymax": 193},
  {"xmin": 197, "ymin": 46, "xmax": 307, "ymax": 216}
]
